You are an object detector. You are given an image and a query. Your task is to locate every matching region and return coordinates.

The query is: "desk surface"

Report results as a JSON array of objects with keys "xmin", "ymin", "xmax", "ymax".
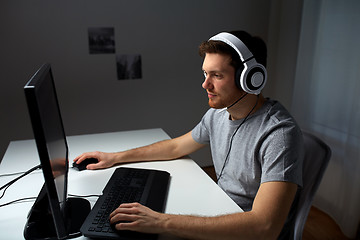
[{"xmin": 0, "ymin": 128, "xmax": 242, "ymax": 239}]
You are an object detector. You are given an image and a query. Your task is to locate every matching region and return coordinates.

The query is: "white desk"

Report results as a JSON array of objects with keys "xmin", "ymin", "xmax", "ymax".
[{"xmin": 0, "ymin": 128, "xmax": 242, "ymax": 239}]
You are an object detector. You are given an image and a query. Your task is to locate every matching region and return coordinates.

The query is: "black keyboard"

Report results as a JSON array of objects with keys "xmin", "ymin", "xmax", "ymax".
[{"xmin": 80, "ymin": 167, "xmax": 170, "ymax": 239}]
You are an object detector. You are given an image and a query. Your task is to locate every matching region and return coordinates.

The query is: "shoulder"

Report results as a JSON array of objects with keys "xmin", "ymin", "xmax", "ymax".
[
  {"xmin": 256, "ymin": 99, "xmax": 301, "ymax": 133},
  {"xmin": 253, "ymin": 98, "xmax": 303, "ymax": 151},
  {"xmin": 201, "ymin": 108, "xmax": 228, "ymax": 125},
  {"xmin": 263, "ymin": 99, "xmax": 295, "ymax": 122}
]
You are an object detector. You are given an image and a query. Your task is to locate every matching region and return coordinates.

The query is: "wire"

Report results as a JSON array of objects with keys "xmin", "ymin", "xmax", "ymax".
[
  {"xmin": 0, "ymin": 196, "xmax": 37, "ymax": 208},
  {"xmin": 0, "ymin": 171, "xmax": 30, "ymax": 178},
  {"xmin": 0, "ymin": 194, "xmax": 101, "ymax": 209},
  {"xmin": 0, "ymin": 184, "xmax": 11, "ymax": 199},
  {"xmin": 227, "ymin": 93, "xmax": 248, "ymax": 109},
  {"xmin": 0, "ymin": 164, "xmax": 101, "ymax": 208},
  {"xmin": 0, "ymin": 164, "xmax": 42, "ymax": 200},
  {"xmin": 217, "ymin": 95, "xmax": 260, "ymax": 181},
  {"xmin": 68, "ymin": 194, "xmax": 101, "ymax": 198}
]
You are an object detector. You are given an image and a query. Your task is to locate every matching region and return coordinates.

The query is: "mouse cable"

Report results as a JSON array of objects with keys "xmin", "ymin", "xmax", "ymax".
[
  {"xmin": 0, "ymin": 164, "xmax": 42, "ymax": 199},
  {"xmin": 68, "ymin": 193, "xmax": 101, "ymax": 198}
]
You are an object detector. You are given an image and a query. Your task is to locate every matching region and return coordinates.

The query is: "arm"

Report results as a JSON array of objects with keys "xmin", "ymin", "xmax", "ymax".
[
  {"xmin": 109, "ymin": 181, "xmax": 298, "ymax": 240},
  {"xmin": 73, "ymin": 131, "xmax": 205, "ymax": 170}
]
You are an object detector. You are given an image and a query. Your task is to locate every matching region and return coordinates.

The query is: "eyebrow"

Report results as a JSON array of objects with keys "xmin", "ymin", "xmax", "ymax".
[
  {"xmin": 202, "ymin": 69, "xmax": 226, "ymax": 74},
  {"xmin": 202, "ymin": 66, "xmax": 224, "ymax": 72}
]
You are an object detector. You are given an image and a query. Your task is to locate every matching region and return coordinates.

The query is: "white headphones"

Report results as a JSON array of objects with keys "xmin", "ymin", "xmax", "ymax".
[{"xmin": 209, "ymin": 32, "xmax": 267, "ymax": 95}]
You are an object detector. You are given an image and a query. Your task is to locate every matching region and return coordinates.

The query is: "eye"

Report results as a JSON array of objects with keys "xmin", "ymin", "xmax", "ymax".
[
  {"xmin": 203, "ymin": 71, "xmax": 207, "ymax": 78},
  {"xmin": 214, "ymin": 73, "xmax": 223, "ymax": 79}
]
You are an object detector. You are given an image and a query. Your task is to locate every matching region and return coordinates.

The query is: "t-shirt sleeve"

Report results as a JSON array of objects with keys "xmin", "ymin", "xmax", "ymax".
[
  {"xmin": 191, "ymin": 110, "xmax": 212, "ymax": 144},
  {"xmin": 259, "ymin": 122, "xmax": 303, "ymax": 187}
]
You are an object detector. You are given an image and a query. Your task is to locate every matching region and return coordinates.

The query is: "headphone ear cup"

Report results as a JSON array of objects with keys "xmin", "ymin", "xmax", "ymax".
[
  {"xmin": 240, "ymin": 60, "xmax": 267, "ymax": 95},
  {"xmin": 235, "ymin": 68, "xmax": 243, "ymax": 90}
]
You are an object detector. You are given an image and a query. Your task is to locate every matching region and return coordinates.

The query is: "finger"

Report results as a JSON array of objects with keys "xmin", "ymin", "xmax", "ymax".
[
  {"xmin": 86, "ymin": 164, "xmax": 96, "ymax": 170},
  {"xmin": 109, "ymin": 212, "xmax": 138, "ymax": 225},
  {"xmin": 72, "ymin": 154, "xmax": 82, "ymax": 163},
  {"xmin": 73, "ymin": 157, "xmax": 84, "ymax": 164},
  {"xmin": 109, "ymin": 203, "xmax": 140, "ymax": 218},
  {"xmin": 87, "ymin": 159, "xmax": 112, "ymax": 170},
  {"xmin": 74, "ymin": 152, "xmax": 98, "ymax": 164},
  {"xmin": 114, "ymin": 221, "xmax": 139, "ymax": 231},
  {"xmin": 73, "ymin": 153, "xmax": 90, "ymax": 163},
  {"xmin": 109, "ymin": 206, "xmax": 142, "ymax": 226},
  {"xmin": 120, "ymin": 202, "xmax": 140, "ymax": 208},
  {"xmin": 86, "ymin": 162, "xmax": 103, "ymax": 170}
]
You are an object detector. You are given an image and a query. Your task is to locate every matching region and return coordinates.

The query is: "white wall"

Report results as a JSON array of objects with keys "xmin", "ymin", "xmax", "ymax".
[{"xmin": 0, "ymin": 0, "xmax": 303, "ymax": 167}]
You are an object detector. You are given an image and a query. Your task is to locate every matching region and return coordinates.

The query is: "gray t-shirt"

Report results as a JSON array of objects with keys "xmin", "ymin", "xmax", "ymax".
[{"xmin": 192, "ymin": 99, "xmax": 303, "ymax": 212}]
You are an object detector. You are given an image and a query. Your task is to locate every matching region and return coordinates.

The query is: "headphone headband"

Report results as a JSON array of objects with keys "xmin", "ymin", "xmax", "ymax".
[{"xmin": 209, "ymin": 32, "xmax": 253, "ymax": 63}]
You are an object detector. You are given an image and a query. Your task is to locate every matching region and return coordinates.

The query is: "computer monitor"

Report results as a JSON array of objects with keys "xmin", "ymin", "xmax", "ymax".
[{"xmin": 23, "ymin": 63, "xmax": 90, "ymax": 239}]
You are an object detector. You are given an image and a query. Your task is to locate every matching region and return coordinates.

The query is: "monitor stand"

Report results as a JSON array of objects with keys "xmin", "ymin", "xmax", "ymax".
[{"xmin": 24, "ymin": 185, "xmax": 91, "ymax": 240}]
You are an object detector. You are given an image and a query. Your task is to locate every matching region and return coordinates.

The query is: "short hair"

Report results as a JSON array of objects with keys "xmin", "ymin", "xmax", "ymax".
[{"xmin": 198, "ymin": 30, "xmax": 267, "ymax": 71}]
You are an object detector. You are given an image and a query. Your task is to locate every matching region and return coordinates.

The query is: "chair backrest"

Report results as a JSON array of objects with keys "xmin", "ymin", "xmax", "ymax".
[{"xmin": 293, "ymin": 131, "xmax": 331, "ymax": 240}]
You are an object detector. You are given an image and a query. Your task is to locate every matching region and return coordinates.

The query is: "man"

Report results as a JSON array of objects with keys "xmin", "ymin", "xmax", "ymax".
[{"xmin": 74, "ymin": 31, "xmax": 303, "ymax": 239}]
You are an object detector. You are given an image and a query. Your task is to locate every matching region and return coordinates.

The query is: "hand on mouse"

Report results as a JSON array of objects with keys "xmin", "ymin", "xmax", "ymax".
[{"xmin": 73, "ymin": 151, "xmax": 117, "ymax": 170}]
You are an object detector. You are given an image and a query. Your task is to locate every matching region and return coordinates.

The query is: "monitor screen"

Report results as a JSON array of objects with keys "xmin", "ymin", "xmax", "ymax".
[
  {"xmin": 24, "ymin": 63, "xmax": 69, "ymax": 238},
  {"xmin": 24, "ymin": 63, "xmax": 90, "ymax": 239},
  {"xmin": 25, "ymin": 63, "xmax": 68, "ymax": 206}
]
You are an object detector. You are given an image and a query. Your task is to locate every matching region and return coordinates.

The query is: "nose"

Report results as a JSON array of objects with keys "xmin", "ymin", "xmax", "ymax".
[{"xmin": 202, "ymin": 76, "xmax": 212, "ymax": 90}]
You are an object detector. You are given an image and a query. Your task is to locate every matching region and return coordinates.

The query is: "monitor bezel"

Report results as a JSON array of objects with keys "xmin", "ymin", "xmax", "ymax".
[{"xmin": 24, "ymin": 63, "xmax": 69, "ymax": 239}]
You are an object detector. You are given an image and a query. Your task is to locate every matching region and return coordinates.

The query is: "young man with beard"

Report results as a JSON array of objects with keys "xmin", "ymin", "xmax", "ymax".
[{"xmin": 74, "ymin": 31, "xmax": 303, "ymax": 239}]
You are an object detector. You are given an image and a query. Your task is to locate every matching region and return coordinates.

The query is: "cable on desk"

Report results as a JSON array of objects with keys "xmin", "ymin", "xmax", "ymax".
[
  {"xmin": 69, "ymin": 193, "xmax": 101, "ymax": 198},
  {"xmin": 0, "ymin": 196, "xmax": 37, "ymax": 208},
  {"xmin": 0, "ymin": 194, "xmax": 101, "ymax": 208},
  {"xmin": 0, "ymin": 164, "xmax": 42, "ymax": 200},
  {"xmin": 0, "ymin": 165, "xmax": 102, "ymax": 208},
  {"xmin": 0, "ymin": 194, "xmax": 100, "ymax": 209},
  {"xmin": 0, "ymin": 165, "xmax": 43, "ymax": 178},
  {"xmin": 0, "ymin": 171, "xmax": 26, "ymax": 177}
]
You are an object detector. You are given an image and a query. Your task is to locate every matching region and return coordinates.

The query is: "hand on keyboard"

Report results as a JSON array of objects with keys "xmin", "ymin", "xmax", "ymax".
[{"xmin": 109, "ymin": 202, "xmax": 165, "ymax": 234}]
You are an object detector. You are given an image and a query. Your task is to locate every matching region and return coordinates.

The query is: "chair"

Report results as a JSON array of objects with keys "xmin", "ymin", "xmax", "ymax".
[{"xmin": 293, "ymin": 131, "xmax": 331, "ymax": 240}]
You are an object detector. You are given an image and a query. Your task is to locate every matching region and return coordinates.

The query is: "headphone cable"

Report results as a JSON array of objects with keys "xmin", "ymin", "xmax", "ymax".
[
  {"xmin": 227, "ymin": 93, "xmax": 248, "ymax": 109},
  {"xmin": 217, "ymin": 95, "xmax": 259, "ymax": 181}
]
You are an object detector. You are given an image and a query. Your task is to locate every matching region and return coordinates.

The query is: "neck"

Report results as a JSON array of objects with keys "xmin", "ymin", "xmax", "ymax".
[
  {"xmin": 227, "ymin": 93, "xmax": 248, "ymax": 109},
  {"xmin": 227, "ymin": 94, "xmax": 265, "ymax": 120}
]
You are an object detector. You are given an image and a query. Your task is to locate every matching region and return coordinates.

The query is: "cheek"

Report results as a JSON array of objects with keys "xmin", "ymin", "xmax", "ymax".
[
  {"xmin": 220, "ymin": 79, "xmax": 237, "ymax": 93},
  {"xmin": 223, "ymin": 82, "xmax": 244, "ymax": 99}
]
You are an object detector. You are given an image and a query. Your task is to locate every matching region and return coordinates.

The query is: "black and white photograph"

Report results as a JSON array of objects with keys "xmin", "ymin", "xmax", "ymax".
[
  {"xmin": 88, "ymin": 27, "xmax": 115, "ymax": 54},
  {"xmin": 116, "ymin": 54, "xmax": 142, "ymax": 80}
]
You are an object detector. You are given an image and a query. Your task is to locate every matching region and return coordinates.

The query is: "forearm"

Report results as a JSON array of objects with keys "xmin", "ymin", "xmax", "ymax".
[
  {"xmin": 162, "ymin": 212, "xmax": 273, "ymax": 240},
  {"xmin": 74, "ymin": 131, "xmax": 204, "ymax": 170},
  {"xmin": 112, "ymin": 139, "xmax": 181, "ymax": 164},
  {"xmin": 111, "ymin": 203, "xmax": 268, "ymax": 240},
  {"xmin": 161, "ymin": 182, "xmax": 298, "ymax": 240},
  {"xmin": 110, "ymin": 181, "xmax": 296, "ymax": 240},
  {"xmin": 112, "ymin": 131, "xmax": 204, "ymax": 165}
]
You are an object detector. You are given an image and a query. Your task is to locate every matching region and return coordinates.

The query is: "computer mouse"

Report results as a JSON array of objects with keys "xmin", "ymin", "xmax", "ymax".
[{"xmin": 72, "ymin": 158, "xmax": 98, "ymax": 171}]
